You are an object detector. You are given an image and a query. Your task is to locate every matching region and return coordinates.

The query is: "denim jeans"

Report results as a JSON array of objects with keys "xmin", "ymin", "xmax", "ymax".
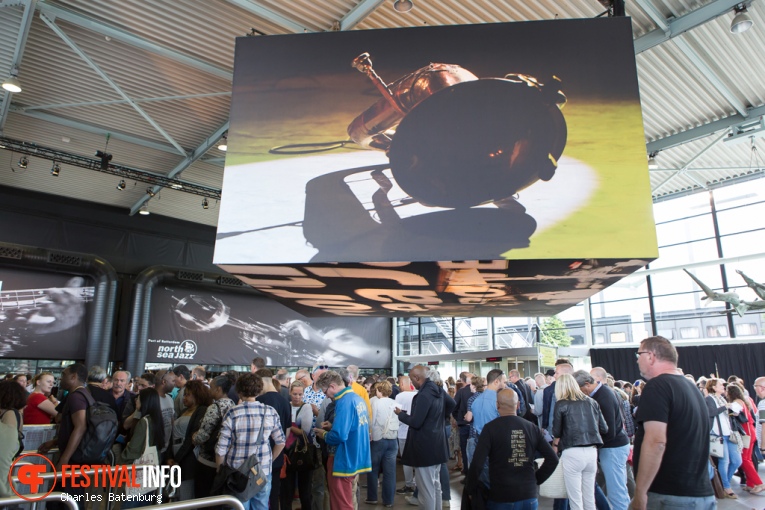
[
  {"xmin": 599, "ymin": 444, "xmax": 631, "ymax": 510},
  {"xmin": 459, "ymin": 425, "xmax": 470, "ymax": 474},
  {"xmin": 466, "ymin": 436, "xmax": 490, "ymax": 488},
  {"xmin": 717, "ymin": 435, "xmax": 743, "ymax": 490},
  {"xmin": 486, "ymin": 499, "xmax": 538, "ymax": 510},
  {"xmin": 552, "ymin": 484, "xmax": 608, "ymax": 510},
  {"xmin": 646, "ymin": 492, "xmax": 716, "ymax": 509},
  {"xmin": 246, "ymin": 475, "xmax": 272, "ymax": 510},
  {"xmin": 368, "ymin": 438, "xmax": 398, "ymax": 505}
]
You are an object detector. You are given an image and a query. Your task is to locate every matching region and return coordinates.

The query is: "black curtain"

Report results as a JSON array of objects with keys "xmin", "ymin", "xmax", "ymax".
[{"xmin": 591, "ymin": 342, "xmax": 765, "ymax": 391}]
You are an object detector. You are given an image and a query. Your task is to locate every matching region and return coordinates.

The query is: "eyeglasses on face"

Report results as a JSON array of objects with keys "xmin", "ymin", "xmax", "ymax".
[{"xmin": 635, "ymin": 351, "xmax": 651, "ymax": 359}]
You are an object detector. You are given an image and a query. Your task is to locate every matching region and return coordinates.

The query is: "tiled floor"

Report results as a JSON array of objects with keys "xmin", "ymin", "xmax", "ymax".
[{"xmin": 356, "ymin": 459, "xmax": 765, "ymax": 510}]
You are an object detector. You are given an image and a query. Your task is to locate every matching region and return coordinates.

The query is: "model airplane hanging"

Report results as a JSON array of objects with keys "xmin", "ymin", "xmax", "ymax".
[{"xmin": 683, "ymin": 269, "xmax": 765, "ymax": 317}]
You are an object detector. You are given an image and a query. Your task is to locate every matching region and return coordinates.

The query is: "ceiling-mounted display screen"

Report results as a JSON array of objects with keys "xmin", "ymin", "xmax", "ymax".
[{"xmin": 215, "ymin": 18, "xmax": 657, "ymax": 316}]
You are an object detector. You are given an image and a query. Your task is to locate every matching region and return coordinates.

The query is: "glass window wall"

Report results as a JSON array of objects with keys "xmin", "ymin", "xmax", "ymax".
[{"xmin": 394, "ymin": 180, "xmax": 765, "ymax": 356}]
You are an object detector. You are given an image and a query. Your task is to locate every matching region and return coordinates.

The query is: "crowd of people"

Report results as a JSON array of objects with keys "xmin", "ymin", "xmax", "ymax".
[{"xmin": 1, "ymin": 336, "xmax": 765, "ymax": 510}]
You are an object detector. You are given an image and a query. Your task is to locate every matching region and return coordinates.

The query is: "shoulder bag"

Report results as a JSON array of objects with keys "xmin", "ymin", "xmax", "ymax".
[
  {"xmin": 223, "ymin": 415, "xmax": 269, "ymax": 501},
  {"xmin": 710, "ymin": 456, "xmax": 727, "ymax": 499},
  {"xmin": 535, "ymin": 457, "xmax": 567, "ymax": 499},
  {"xmin": 289, "ymin": 429, "xmax": 318, "ymax": 471},
  {"xmin": 126, "ymin": 417, "xmax": 160, "ymax": 497},
  {"xmin": 710, "ymin": 409, "xmax": 725, "ymax": 458}
]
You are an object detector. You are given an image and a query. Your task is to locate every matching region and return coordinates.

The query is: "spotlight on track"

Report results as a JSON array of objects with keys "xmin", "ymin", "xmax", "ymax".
[
  {"xmin": 51, "ymin": 162, "xmax": 60, "ymax": 176},
  {"xmin": 146, "ymin": 188, "xmax": 156, "ymax": 197},
  {"xmin": 202, "ymin": 198, "xmax": 209, "ymax": 209},
  {"xmin": 17, "ymin": 156, "xmax": 28, "ymax": 169},
  {"xmin": 116, "ymin": 179, "xmax": 126, "ymax": 190},
  {"xmin": 95, "ymin": 150, "xmax": 112, "ymax": 170}
]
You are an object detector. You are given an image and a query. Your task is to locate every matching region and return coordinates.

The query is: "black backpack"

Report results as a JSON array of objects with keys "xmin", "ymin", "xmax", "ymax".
[{"xmin": 71, "ymin": 387, "xmax": 119, "ymax": 464}]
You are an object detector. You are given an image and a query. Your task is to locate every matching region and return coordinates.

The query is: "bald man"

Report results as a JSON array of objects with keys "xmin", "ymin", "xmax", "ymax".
[
  {"xmin": 467, "ymin": 389, "xmax": 558, "ymax": 508},
  {"xmin": 396, "ymin": 365, "xmax": 448, "ymax": 509}
]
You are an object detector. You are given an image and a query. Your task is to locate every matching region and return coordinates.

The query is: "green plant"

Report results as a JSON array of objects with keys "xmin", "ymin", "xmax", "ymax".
[{"xmin": 539, "ymin": 315, "xmax": 572, "ymax": 347}]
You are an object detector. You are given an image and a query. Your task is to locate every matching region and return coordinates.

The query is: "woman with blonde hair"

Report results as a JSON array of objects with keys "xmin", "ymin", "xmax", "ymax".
[
  {"xmin": 552, "ymin": 374, "xmax": 608, "ymax": 510},
  {"xmin": 23, "ymin": 372, "xmax": 58, "ymax": 424}
]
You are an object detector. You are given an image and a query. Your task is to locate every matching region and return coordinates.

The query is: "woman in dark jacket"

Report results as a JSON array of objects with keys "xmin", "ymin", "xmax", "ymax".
[
  {"xmin": 552, "ymin": 374, "xmax": 608, "ymax": 510},
  {"xmin": 168, "ymin": 380, "xmax": 211, "ymax": 500},
  {"xmin": 119, "ymin": 388, "xmax": 165, "ymax": 509}
]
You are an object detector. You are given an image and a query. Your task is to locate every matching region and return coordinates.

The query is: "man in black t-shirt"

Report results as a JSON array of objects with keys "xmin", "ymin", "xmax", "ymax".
[
  {"xmin": 632, "ymin": 336, "xmax": 714, "ymax": 510},
  {"xmin": 466, "ymin": 388, "xmax": 559, "ymax": 507}
]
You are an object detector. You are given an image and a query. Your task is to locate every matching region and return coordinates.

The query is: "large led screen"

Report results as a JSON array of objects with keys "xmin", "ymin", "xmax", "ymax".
[
  {"xmin": 0, "ymin": 268, "xmax": 94, "ymax": 359},
  {"xmin": 215, "ymin": 18, "xmax": 656, "ymax": 265},
  {"xmin": 146, "ymin": 286, "xmax": 391, "ymax": 367}
]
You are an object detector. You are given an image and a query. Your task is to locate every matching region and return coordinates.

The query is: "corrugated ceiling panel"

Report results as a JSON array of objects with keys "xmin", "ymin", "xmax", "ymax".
[
  {"xmin": 50, "ymin": 0, "xmax": 288, "ymax": 68},
  {"xmin": 9, "ymin": 16, "xmax": 120, "ymax": 108},
  {"xmin": 256, "ymin": 0, "xmax": 355, "ymax": 31},
  {"xmin": 0, "ymin": 4, "xmax": 24, "ymax": 77},
  {"xmin": 636, "ymin": 42, "xmax": 734, "ymax": 141},
  {"xmin": 687, "ymin": 3, "xmax": 765, "ymax": 109}
]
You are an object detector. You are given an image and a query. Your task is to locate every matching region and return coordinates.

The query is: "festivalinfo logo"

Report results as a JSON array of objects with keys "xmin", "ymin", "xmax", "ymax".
[{"xmin": 10, "ymin": 454, "xmax": 181, "ymax": 503}]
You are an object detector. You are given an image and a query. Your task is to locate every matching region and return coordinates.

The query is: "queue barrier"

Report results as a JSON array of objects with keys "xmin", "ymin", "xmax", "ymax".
[
  {"xmin": 0, "ymin": 493, "xmax": 78, "ymax": 510},
  {"xmin": 10, "ymin": 462, "xmax": 246, "ymax": 510},
  {"xmin": 11, "ymin": 464, "xmax": 118, "ymax": 510},
  {"xmin": 149, "ymin": 496, "xmax": 245, "ymax": 510}
]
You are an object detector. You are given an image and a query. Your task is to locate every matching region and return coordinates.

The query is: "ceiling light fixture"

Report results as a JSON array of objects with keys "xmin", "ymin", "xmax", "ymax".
[
  {"xmin": 116, "ymin": 179, "xmax": 126, "ymax": 190},
  {"xmin": 51, "ymin": 162, "xmax": 60, "ymax": 176},
  {"xmin": 146, "ymin": 188, "xmax": 156, "ymax": 197},
  {"xmin": 731, "ymin": 4, "xmax": 754, "ymax": 34},
  {"xmin": 202, "ymin": 198, "xmax": 209, "ymax": 209},
  {"xmin": 2, "ymin": 68, "xmax": 22, "ymax": 93},
  {"xmin": 217, "ymin": 134, "xmax": 228, "ymax": 152},
  {"xmin": 393, "ymin": 0, "xmax": 413, "ymax": 12},
  {"xmin": 17, "ymin": 156, "xmax": 28, "ymax": 169},
  {"xmin": 647, "ymin": 153, "xmax": 658, "ymax": 170},
  {"xmin": 139, "ymin": 204, "xmax": 150, "ymax": 215}
]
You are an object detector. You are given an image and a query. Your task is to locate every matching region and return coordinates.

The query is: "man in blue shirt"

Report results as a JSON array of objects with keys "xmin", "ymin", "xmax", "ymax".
[
  {"xmin": 467, "ymin": 369, "xmax": 506, "ymax": 487},
  {"xmin": 314, "ymin": 370, "xmax": 371, "ymax": 510}
]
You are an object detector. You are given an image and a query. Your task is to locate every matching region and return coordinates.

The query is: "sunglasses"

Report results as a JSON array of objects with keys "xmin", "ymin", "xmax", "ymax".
[{"xmin": 313, "ymin": 365, "xmax": 329, "ymax": 372}]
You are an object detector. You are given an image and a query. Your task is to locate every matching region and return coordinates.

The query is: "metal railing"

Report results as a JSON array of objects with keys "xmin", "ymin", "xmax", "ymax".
[
  {"xmin": 151, "ymin": 495, "xmax": 245, "ymax": 510},
  {"xmin": 0, "ymin": 493, "xmax": 77, "ymax": 510},
  {"xmin": 9, "ymin": 466, "xmax": 246, "ymax": 510},
  {"xmin": 10, "ymin": 464, "xmax": 119, "ymax": 510}
]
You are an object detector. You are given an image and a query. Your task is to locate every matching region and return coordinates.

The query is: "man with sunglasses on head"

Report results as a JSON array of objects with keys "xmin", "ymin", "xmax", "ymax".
[{"xmin": 631, "ymin": 336, "xmax": 714, "ymax": 510}]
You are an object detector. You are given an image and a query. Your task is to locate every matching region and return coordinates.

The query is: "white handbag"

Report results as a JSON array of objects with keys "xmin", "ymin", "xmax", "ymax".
[
  {"xmin": 709, "ymin": 435, "xmax": 725, "ymax": 458},
  {"xmin": 126, "ymin": 417, "xmax": 160, "ymax": 496},
  {"xmin": 535, "ymin": 457, "xmax": 568, "ymax": 499}
]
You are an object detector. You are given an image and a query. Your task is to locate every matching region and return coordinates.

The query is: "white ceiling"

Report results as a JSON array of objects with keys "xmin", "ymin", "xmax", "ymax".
[{"xmin": 1, "ymin": 0, "xmax": 763, "ymax": 226}]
